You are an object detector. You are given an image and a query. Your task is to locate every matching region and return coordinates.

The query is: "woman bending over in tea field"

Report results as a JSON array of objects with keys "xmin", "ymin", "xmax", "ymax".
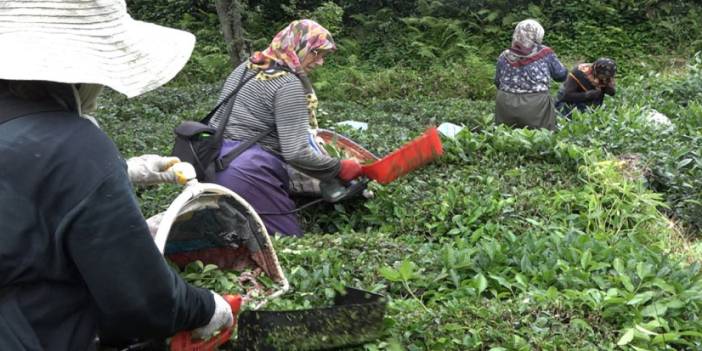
[
  {"xmin": 207, "ymin": 19, "xmax": 363, "ymax": 236},
  {"xmin": 556, "ymin": 57, "xmax": 617, "ymax": 117}
]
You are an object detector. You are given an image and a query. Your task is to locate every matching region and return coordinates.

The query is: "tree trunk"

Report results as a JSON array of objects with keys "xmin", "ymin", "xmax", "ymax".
[
  {"xmin": 230, "ymin": 0, "xmax": 247, "ymax": 64},
  {"xmin": 214, "ymin": 0, "xmax": 246, "ymax": 67}
]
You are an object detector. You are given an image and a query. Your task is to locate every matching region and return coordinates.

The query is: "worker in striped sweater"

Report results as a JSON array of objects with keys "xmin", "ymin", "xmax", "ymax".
[{"xmin": 208, "ymin": 19, "xmax": 363, "ymax": 236}]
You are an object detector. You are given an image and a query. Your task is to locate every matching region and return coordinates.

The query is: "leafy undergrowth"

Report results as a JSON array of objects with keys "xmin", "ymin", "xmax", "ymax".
[
  {"xmin": 97, "ymin": 59, "xmax": 702, "ymax": 350},
  {"xmin": 284, "ymin": 128, "xmax": 702, "ymax": 350}
]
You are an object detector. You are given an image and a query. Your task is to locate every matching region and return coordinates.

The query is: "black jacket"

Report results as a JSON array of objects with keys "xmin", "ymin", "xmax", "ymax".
[{"xmin": 0, "ymin": 87, "xmax": 213, "ymax": 350}]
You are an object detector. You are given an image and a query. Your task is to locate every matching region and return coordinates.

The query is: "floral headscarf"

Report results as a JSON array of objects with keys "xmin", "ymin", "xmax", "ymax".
[
  {"xmin": 249, "ymin": 20, "xmax": 336, "ymax": 129},
  {"xmin": 502, "ymin": 19, "xmax": 550, "ymax": 66},
  {"xmin": 511, "ymin": 19, "xmax": 544, "ymax": 54},
  {"xmin": 250, "ymin": 19, "xmax": 336, "ymax": 75}
]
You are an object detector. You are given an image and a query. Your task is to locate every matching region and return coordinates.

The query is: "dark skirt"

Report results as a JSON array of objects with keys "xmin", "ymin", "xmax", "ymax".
[
  {"xmin": 555, "ymin": 94, "xmax": 603, "ymax": 118},
  {"xmin": 495, "ymin": 90, "xmax": 557, "ymax": 131},
  {"xmin": 214, "ymin": 140, "xmax": 302, "ymax": 236}
]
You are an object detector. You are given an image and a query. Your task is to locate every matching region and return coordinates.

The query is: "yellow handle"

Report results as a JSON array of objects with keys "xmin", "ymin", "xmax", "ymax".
[{"xmin": 169, "ymin": 162, "xmax": 197, "ymax": 185}]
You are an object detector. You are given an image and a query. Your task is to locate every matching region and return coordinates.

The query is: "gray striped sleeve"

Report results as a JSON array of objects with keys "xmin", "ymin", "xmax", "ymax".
[
  {"xmin": 274, "ymin": 80, "xmax": 340, "ymax": 179},
  {"xmin": 209, "ymin": 62, "xmax": 340, "ymax": 180}
]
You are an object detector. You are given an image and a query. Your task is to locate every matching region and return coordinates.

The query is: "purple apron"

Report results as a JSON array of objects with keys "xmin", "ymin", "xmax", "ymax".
[{"xmin": 214, "ymin": 140, "xmax": 302, "ymax": 236}]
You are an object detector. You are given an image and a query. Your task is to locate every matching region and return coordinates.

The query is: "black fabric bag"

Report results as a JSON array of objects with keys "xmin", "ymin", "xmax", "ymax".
[{"xmin": 171, "ymin": 70, "xmax": 263, "ymax": 181}]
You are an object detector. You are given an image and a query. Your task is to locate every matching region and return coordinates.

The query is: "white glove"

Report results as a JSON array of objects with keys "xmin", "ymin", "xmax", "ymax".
[
  {"xmin": 126, "ymin": 155, "xmax": 181, "ymax": 185},
  {"xmin": 192, "ymin": 292, "xmax": 234, "ymax": 339}
]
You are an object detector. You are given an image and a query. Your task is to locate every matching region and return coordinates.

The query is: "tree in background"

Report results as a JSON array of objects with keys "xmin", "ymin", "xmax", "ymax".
[
  {"xmin": 215, "ymin": 0, "xmax": 247, "ymax": 66},
  {"xmin": 125, "ymin": 0, "xmax": 702, "ymax": 80}
]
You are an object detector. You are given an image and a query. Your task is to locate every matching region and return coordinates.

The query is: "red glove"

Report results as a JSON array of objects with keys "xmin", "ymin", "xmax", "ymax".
[{"xmin": 338, "ymin": 159, "xmax": 363, "ymax": 181}]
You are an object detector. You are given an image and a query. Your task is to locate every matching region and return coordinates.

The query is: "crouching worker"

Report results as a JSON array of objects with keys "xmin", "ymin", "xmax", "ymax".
[
  {"xmin": 556, "ymin": 58, "xmax": 617, "ymax": 117},
  {"xmin": 0, "ymin": 1, "xmax": 232, "ymax": 349},
  {"xmin": 208, "ymin": 19, "xmax": 363, "ymax": 237},
  {"xmin": 494, "ymin": 19, "xmax": 568, "ymax": 131}
]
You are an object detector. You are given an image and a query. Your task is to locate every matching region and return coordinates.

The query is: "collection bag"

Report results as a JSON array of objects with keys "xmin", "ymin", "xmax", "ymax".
[{"xmin": 171, "ymin": 69, "xmax": 259, "ymax": 181}]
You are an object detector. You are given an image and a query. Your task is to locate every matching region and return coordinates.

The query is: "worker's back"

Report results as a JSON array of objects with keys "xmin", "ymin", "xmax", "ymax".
[{"xmin": 0, "ymin": 89, "xmax": 117, "ymax": 350}]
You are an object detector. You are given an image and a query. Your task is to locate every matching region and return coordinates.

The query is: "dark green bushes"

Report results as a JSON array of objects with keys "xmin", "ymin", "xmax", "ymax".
[
  {"xmin": 558, "ymin": 55, "xmax": 702, "ymax": 235},
  {"xmin": 312, "ymin": 58, "xmax": 496, "ymax": 101},
  {"xmin": 125, "ymin": 0, "xmax": 702, "ymax": 97},
  {"xmin": 96, "ymin": 54, "xmax": 702, "ymax": 349},
  {"xmin": 98, "ymin": 6, "xmax": 702, "ymax": 348}
]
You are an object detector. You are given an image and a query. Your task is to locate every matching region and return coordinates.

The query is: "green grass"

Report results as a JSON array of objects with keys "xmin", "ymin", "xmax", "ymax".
[{"xmin": 96, "ymin": 57, "xmax": 702, "ymax": 350}]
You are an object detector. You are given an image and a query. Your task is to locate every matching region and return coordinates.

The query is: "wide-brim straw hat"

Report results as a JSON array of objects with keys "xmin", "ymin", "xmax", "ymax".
[{"xmin": 0, "ymin": 0, "xmax": 195, "ymax": 98}]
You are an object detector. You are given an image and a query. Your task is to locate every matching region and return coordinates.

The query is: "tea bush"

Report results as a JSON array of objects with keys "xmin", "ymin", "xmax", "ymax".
[
  {"xmin": 127, "ymin": 0, "xmax": 702, "ymax": 100},
  {"xmin": 97, "ymin": 49, "xmax": 702, "ymax": 350},
  {"xmin": 269, "ymin": 125, "xmax": 702, "ymax": 349},
  {"xmin": 558, "ymin": 56, "xmax": 702, "ymax": 234},
  {"xmin": 312, "ymin": 56, "xmax": 496, "ymax": 102}
]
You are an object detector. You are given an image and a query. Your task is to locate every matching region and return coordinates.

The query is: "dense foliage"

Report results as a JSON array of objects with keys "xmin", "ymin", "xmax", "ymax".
[
  {"xmin": 99, "ymin": 57, "xmax": 702, "ymax": 349},
  {"xmin": 99, "ymin": 1, "xmax": 702, "ymax": 349},
  {"xmin": 126, "ymin": 0, "xmax": 702, "ymax": 100}
]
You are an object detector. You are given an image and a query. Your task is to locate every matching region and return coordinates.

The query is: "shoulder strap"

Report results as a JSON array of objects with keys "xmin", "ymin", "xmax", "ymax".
[
  {"xmin": 213, "ymin": 66, "xmax": 306, "ymax": 172},
  {"xmin": 0, "ymin": 95, "xmax": 65, "ymax": 126},
  {"xmin": 202, "ymin": 68, "xmax": 256, "ymax": 128},
  {"xmin": 215, "ymin": 66, "xmax": 304, "ymax": 172},
  {"xmin": 0, "ymin": 112, "xmax": 24, "ymax": 126},
  {"xmin": 215, "ymin": 126, "xmax": 276, "ymax": 172},
  {"xmin": 570, "ymin": 69, "xmax": 596, "ymax": 92}
]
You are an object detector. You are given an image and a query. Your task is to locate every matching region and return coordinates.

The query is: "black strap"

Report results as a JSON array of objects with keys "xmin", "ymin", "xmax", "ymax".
[
  {"xmin": 201, "ymin": 68, "xmax": 260, "ymax": 173},
  {"xmin": 215, "ymin": 126, "xmax": 275, "ymax": 171},
  {"xmin": 571, "ymin": 69, "xmax": 597, "ymax": 92},
  {"xmin": 212, "ymin": 65, "xmax": 304, "ymax": 171},
  {"xmin": 205, "ymin": 69, "xmax": 256, "ymax": 139},
  {"xmin": 0, "ymin": 112, "xmax": 27, "ymax": 126},
  {"xmin": 0, "ymin": 97, "xmax": 65, "ymax": 126}
]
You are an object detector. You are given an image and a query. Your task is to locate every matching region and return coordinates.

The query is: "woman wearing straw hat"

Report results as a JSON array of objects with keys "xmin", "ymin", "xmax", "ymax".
[
  {"xmin": 494, "ymin": 19, "xmax": 568, "ymax": 131},
  {"xmin": 0, "ymin": 0, "xmax": 233, "ymax": 349},
  {"xmin": 208, "ymin": 19, "xmax": 363, "ymax": 236}
]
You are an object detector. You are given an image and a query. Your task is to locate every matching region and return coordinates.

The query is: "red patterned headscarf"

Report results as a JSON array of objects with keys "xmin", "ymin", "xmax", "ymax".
[
  {"xmin": 249, "ymin": 19, "xmax": 336, "ymax": 75},
  {"xmin": 249, "ymin": 20, "xmax": 335, "ymax": 129}
]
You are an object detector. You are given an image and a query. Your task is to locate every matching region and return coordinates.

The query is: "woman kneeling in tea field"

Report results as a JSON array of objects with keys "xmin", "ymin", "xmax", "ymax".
[
  {"xmin": 208, "ymin": 20, "xmax": 363, "ymax": 236},
  {"xmin": 494, "ymin": 19, "xmax": 568, "ymax": 131},
  {"xmin": 555, "ymin": 58, "xmax": 617, "ymax": 117}
]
